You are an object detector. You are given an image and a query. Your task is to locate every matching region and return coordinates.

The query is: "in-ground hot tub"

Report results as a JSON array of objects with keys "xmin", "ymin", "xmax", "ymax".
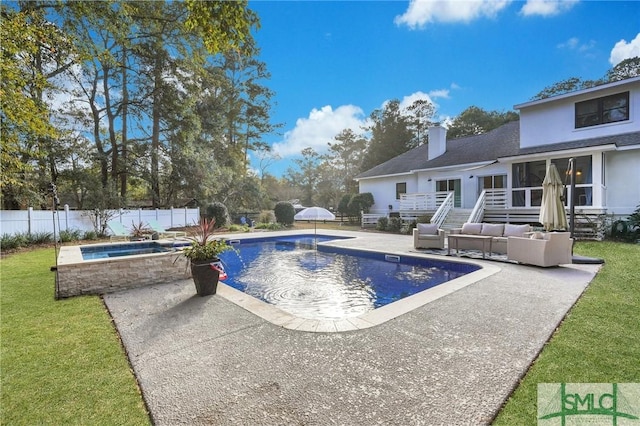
[{"xmin": 56, "ymin": 241, "xmax": 191, "ymax": 298}]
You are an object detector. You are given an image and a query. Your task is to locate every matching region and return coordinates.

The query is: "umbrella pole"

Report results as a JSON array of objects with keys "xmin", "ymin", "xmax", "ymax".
[{"xmin": 569, "ymin": 158, "xmax": 576, "ymax": 240}]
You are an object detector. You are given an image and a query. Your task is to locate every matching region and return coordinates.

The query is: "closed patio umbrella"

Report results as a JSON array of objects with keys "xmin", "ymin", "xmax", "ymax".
[{"xmin": 539, "ymin": 163, "xmax": 568, "ymax": 231}]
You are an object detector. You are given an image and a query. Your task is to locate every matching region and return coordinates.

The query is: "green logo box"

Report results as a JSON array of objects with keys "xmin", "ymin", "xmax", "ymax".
[{"xmin": 538, "ymin": 383, "xmax": 640, "ymax": 425}]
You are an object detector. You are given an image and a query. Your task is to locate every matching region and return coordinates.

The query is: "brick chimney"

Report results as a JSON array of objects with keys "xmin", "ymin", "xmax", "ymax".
[{"xmin": 428, "ymin": 124, "xmax": 447, "ymax": 160}]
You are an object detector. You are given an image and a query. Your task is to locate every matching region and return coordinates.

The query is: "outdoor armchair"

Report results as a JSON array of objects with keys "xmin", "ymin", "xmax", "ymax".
[{"xmin": 413, "ymin": 223, "xmax": 445, "ymax": 249}]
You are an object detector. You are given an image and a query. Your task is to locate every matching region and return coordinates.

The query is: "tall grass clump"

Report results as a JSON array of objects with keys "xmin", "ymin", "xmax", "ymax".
[
  {"xmin": 1, "ymin": 232, "xmax": 29, "ymax": 250},
  {"xmin": 59, "ymin": 229, "xmax": 83, "ymax": 243}
]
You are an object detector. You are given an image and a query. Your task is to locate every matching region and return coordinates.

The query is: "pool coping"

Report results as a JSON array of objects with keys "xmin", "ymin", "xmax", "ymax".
[{"xmin": 215, "ymin": 232, "xmax": 500, "ymax": 332}]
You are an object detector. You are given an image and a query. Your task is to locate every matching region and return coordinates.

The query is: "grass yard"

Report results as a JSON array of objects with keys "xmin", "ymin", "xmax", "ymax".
[
  {"xmin": 1, "ymin": 237, "xmax": 638, "ymax": 424},
  {"xmin": 1, "ymin": 248, "xmax": 150, "ymax": 425},
  {"xmin": 493, "ymin": 241, "xmax": 640, "ymax": 424}
]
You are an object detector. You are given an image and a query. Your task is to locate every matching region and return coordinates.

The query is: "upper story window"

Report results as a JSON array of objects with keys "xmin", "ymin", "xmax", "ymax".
[{"xmin": 575, "ymin": 91, "xmax": 629, "ymax": 129}]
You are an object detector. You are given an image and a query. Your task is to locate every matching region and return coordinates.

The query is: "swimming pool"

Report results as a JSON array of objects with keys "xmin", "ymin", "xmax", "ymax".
[
  {"xmin": 218, "ymin": 235, "xmax": 480, "ymax": 320},
  {"xmin": 80, "ymin": 242, "xmax": 171, "ymax": 260}
]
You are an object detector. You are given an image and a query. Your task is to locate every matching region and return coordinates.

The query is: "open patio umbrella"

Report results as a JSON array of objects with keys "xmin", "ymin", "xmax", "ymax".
[
  {"xmin": 294, "ymin": 207, "xmax": 336, "ymax": 244},
  {"xmin": 539, "ymin": 163, "xmax": 568, "ymax": 231}
]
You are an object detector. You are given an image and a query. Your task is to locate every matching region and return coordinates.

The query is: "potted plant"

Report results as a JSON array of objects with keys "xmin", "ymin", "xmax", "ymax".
[
  {"xmin": 130, "ymin": 221, "xmax": 152, "ymax": 241},
  {"xmin": 182, "ymin": 218, "xmax": 232, "ymax": 296}
]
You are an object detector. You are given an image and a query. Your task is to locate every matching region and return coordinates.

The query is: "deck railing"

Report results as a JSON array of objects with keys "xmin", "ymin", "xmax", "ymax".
[{"xmin": 430, "ymin": 192, "xmax": 454, "ymax": 228}]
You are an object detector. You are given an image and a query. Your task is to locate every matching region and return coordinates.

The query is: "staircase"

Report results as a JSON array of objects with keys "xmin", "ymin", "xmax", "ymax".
[{"xmin": 440, "ymin": 209, "xmax": 472, "ymax": 231}]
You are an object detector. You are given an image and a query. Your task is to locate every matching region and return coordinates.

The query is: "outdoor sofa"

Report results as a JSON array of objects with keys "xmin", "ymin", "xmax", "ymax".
[
  {"xmin": 507, "ymin": 232, "xmax": 573, "ymax": 267},
  {"xmin": 449, "ymin": 223, "xmax": 532, "ymax": 254}
]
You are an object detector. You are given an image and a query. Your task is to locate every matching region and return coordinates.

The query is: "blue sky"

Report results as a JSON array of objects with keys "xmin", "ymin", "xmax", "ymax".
[{"xmin": 247, "ymin": 1, "xmax": 640, "ymax": 177}]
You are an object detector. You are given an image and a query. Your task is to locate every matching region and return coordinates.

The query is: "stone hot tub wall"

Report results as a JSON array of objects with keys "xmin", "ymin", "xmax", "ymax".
[{"xmin": 56, "ymin": 245, "xmax": 191, "ymax": 298}]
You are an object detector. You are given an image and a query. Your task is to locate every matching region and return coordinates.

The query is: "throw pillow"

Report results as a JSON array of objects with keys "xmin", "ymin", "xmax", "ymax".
[
  {"xmin": 529, "ymin": 232, "xmax": 545, "ymax": 240},
  {"xmin": 504, "ymin": 224, "xmax": 530, "ymax": 237},
  {"xmin": 461, "ymin": 222, "xmax": 482, "ymax": 235},
  {"xmin": 481, "ymin": 223, "xmax": 505, "ymax": 237},
  {"xmin": 417, "ymin": 223, "xmax": 438, "ymax": 235}
]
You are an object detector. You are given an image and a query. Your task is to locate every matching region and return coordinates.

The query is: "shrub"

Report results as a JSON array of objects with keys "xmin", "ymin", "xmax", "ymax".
[
  {"xmin": 1, "ymin": 233, "xmax": 28, "ymax": 250},
  {"xmin": 205, "ymin": 202, "xmax": 230, "ymax": 229},
  {"xmin": 254, "ymin": 222, "xmax": 283, "ymax": 230},
  {"xmin": 59, "ymin": 229, "xmax": 83, "ymax": 243},
  {"xmin": 337, "ymin": 194, "xmax": 352, "ymax": 216},
  {"xmin": 27, "ymin": 231, "xmax": 53, "ymax": 245},
  {"xmin": 83, "ymin": 230, "xmax": 98, "ymax": 240},
  {"xmin": 274, "ymin": 202, "xmax": 295, "ymax": 226},
  {"xmin": 348, "ymin": 193, "xmax": 375, "ymax": 215},
  {"xmin": 228, "ymin": 224, "xmax": 250, "ymax": 232},
  {"xmin": 388, "ymin": 217, "xmax": 402, "ymax": 233},
  {"xmin": 376, "ymin": 217, "xmax": 389, "ymax": 231},
  {"xmin": 259, "ymin": 210, "xmax": 275, "ymax": 224}
]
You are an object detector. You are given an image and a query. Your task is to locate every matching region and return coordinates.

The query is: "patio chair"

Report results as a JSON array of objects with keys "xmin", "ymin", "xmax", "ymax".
[
  {"xmin": 107, "ymin": 220, "xmax": 131, "ymax": 242},
  {"xmin": 413, "ymin": 223, "xmax": 445, "ymax": 249},
  {"xmin": 147, "ymin": 219, "xmax": 187, "ymax": 239}
]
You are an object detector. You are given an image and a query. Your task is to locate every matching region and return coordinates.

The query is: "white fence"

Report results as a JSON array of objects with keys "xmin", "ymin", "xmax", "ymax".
[{"xmin": 0, "ymin": 206, "xmax": 200, "ymax": 237}]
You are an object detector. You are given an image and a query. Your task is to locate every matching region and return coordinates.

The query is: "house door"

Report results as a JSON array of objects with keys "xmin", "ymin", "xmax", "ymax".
[{"xmin": 436, "ymin": 179, "xmax": 461, "ymax": 207}]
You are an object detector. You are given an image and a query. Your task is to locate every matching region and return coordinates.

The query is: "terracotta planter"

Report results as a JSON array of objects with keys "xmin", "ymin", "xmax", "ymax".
[{"xmin": 190, "ymin": 259, "xmax": 220, "ymax": 296}]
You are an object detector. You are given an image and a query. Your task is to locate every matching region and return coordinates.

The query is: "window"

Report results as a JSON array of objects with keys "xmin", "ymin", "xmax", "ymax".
[
  {"xmin": 478, "ymin": 175, "xmax": 506, "ymax": 192},
  {"xmin": 512, "ymin": 161, "xmax": 546, "ymax": 207},
  {"xmin": 436, "ymin": 179, "xmax": 461, "ymax": 207},
  {"xmin": 551, "ymin": 156, "xmax": 593, "ymax": 206},
  {"xmin": 395, "ymin": 182, "xmax": 406, "ymax": 200},
  {"xmin": 575, "ymin": 92, "xmax": 629, "ymax": 128}
]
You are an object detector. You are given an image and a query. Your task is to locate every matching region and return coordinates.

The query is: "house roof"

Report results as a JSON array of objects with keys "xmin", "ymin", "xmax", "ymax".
[
  {"xmin": 514, "ymin": 76, "xmax": 640, "ymax": 110},
  {"xmin": 356, "ymin": 121, "xmax": 640, "ymax": 180},
  {"xmin": 356, "ymin": 121, "xmax": 521, "ymax": 179}
]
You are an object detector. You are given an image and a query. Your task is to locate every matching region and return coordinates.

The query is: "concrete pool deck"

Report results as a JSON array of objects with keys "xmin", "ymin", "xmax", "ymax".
[{"xmin": 103, "ymin": 230, "xmax": 601, "ymax": 425}]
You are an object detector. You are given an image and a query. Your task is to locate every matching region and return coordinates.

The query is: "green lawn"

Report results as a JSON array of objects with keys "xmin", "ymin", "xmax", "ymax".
[
  {"xmin": 1, "ymin": 248, "xmax": 150, "ymax": 425},
  {"xmin": 1, "ymin": 240, "xmax": 638, "ymax": 424},
  {"xmin": 493, "ymin": 241, "xmax": 640, "ymax": 424}
]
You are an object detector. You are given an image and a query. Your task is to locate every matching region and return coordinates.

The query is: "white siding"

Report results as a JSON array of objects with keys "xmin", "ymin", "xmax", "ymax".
[{"xmin": 519, "ymin": 79, "xmax": 640, "ymax": 148}]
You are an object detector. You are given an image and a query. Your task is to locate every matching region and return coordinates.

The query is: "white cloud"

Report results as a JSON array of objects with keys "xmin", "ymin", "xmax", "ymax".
[
  {"xmin": 398, "ymin": 91, "xmax": 440, "ymax": 112},
  {"xmin": 520, "ymin": 0, "xmax": 578, "ymax": 17},
  {"xmin": 271, "ymin": 105, "xmax": 366, "ymax": 157},
  {"xmin": 395, "ymin": 0, "xmax": 511, "ymax": 29},
  {"xmin": 557, "ymin": 37, "xmax": 596, "ymax": 53},
  {"xmin": 609, "ymin": 32, "xmax": 640, "ymax": 66}
]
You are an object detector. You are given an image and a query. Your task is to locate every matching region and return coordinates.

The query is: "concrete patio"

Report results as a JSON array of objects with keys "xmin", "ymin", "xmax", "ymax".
[{"xmin": 103, "ymin": 230, "xmax": 600, "ymax": 425}]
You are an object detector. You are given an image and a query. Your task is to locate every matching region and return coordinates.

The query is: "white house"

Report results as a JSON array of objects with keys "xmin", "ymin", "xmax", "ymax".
[{"xmin": 355, "ymin": 76, "xmax": 640, "ymax": 238}]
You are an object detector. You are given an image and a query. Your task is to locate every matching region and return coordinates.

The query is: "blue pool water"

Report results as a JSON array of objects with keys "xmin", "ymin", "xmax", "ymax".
[
  {"xmin": 217, "ymin": 235, "xmax": 480, "ymax": 320},
  {"xmin": 81, "ymin": 242, "xmax": 173, "ymax": 260}
]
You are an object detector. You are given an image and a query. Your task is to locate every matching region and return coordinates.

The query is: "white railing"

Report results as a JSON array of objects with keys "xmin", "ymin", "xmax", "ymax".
[
  {"xmin": 485, "ymin": 189, "xmax": 508, "ymax": 208},
  {"xmin": 468, "ymin": 191, "xmax": 487, "ymax": 223},
  {"xmin": 399, "ymin": 192, "xmax": 450, "ymax": 211},
  {"xmin": 430, "ymin": 192, "xmax": 454, "ymax": 228},
  {"xmin": 0, "ymin": 206, "xmax": 200, "ymax": 237},
  {"xmin": 361, "ymin": 209, "xmax": 389, "ymax": 226}
]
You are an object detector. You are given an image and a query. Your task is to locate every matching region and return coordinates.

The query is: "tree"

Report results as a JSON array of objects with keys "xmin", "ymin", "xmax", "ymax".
[
  {"xmin": 447, "ymin": 106, "xmax": 519, "ymax": 139},
  {"xmin": 360, "ymin": 100, "xmax": 414, "ymax": 172},
  {"xmin": 607, "ymin": 56, "xmax": 640, "ymax": 82},
  {"xmin": 0, "ymin": 3, "xmax": 74, "ymax": 208},
  {"xmin": 406, "ymin": 99, "xmax": 436, "ymax": 146},
  {"xmin": 183, "ymin": 0, "xmax": 258, "ymax": 55},
  {"xmin": 285, "ymin": 147, "xmax": 320, "ymax": 207},
  {"xmin": 324, "ymin": 128, "xmax": 367, "ymax": 194}
]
